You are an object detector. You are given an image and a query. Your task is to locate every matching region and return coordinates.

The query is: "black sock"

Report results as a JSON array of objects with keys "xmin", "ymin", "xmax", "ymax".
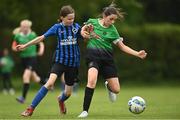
[
  {"xmin": 83, "ymin": 87, "xmax": 94, "ymax": 112},
  {"xmin": 22, "ymin": 83, "xmax": 30, "ymax": 99},
  {"xmin": 39, "ymin": 78, "xmax": 47, "ymax": 85}
]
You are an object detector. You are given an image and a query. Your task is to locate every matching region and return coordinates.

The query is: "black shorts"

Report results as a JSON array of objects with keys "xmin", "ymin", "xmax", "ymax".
[
  {"xmin": 86, "ymin": 58, "xmax": 118, "ymax": 79},
  {"xmin": 21, "ymin": 57, "xmax": 37, "ymax": 71},
  {"xmin": 50, "ymin": 63, "xmax": 78, "ymax": 86},
  {"xmin": 2, "ymin": 72, "xmax": 11, "ymax": 80}
]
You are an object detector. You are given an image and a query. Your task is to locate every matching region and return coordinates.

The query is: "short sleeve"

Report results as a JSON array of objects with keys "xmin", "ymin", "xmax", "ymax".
[
  {"xmin": 113, "ymin": 37, "xmax": 123, "ymax": 44},
  {"xmin": 111, "ymin": 26, "xmax": 123, "ymax": 44},
  {"xmin": 13, "ymin": 34, "xmax": 19, "ymax": 42},
  {"xmin": 74, "ymin": 23, "xmax": 82, "ymax": 39},
  {"xmin": 43, "ymin": 24, "xmax": 58, "ymax": 38},
  {"xmin": 31, "ymin": 31, "xmax": 37, "ymax": 38},
  {"xmin": 85, "ymin": 18, "xmax": 94, "ymax": 25}
]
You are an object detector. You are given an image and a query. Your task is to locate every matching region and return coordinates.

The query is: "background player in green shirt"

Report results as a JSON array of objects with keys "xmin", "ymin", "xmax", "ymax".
[
  {"xmin": 12, "ymin": 19, "xmax": 46, "ymax": 103},
  {"xmin": 78, "ymin": 3, "xmax": 147, "ymax": 118},
  {"xmin": 0, "ymin": 48, "xmax": 15, "ymax": 95}
]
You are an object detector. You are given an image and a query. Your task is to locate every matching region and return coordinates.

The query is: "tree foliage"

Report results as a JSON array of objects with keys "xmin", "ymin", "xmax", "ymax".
[{"xmin": 0, "ymin": 0, "xmax": 179, "ymax": 82}]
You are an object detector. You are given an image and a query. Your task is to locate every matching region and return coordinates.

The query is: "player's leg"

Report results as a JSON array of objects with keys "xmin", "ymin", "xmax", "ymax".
[
  {"xmin": 31, "ymin": 71, "xmax": 40, "ymax": 82},
  {"xmin": 105, "ymin": 77, "xmax": 120, "ymax": 102},
  {"xmin": 16, "ymin": 68, "xmax": 32, "ymax": 103},
  {"xmin": 16, "ymin": 57, "xmax": 33, "ymax": 103},
  {"xmin": 6, "ymin": 73, "xmax": 13, "ymax": 88},
  {"xmin": 78, "ymin": 61, "xmax": 99, "ymax": 118},
  {"xmin": 106, "ymin": 78, "xmax": 120, "ymax": 93},
  {"xmin": 58, "ymin": 85, "xmax": 72, "ymax": 114},
  {"xmin": 60, "ymin": 73, "xmax": 65, "ymax": 91},
  {"xmin": 6, "ymin": 73, "xmax": 15, "ymax": 95},
  {"xmin": 21, "ymin": 73, "xmax": 58, "ymax": 117},
  {"xmin": 102, "ymin": 60, "xmax": 120, "ymax": 102},
  {"xmin": 31, "ymin": 57, "xmax": 46, "ymax": 85},
  {"xmin": 57, "ymin": 68, "xmax": 77, "ymax": 114},
  {"xmin": 2, "ymin": 73, "xmax": 8, "ymax": 95},
  {"xmin": 21, "ymin": 63, "xmax": 64, "ymax": 116},
  {"xmin": 60, "ymin": 73, "xmax": 79, "ymax": 95},
  {"xmin": 31, "ymin": 71, "xmax": 46, "ymax": 85},
  {"xmin": 73, "ymin": 78, "xmax": 79, "ymax": 95},
  {"xmin": 73, "ymin": 70, "xmax": 79, "ymax": 95}
]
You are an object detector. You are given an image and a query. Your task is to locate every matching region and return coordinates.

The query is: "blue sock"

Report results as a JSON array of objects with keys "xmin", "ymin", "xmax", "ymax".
[
  {"xmin": 73, "ymin": 83, "xmax": 79, "ymax": 94},
  {"xmin": 31, "ymin": 86, "xmax": 48, "ymax": 108},
  {"xmin": 60, "ymin": 82, "xmax": 65, "ymax": 91},
  {"xmin": 58, "ymin": 92, "xmax": 70, "ymax": 102}
]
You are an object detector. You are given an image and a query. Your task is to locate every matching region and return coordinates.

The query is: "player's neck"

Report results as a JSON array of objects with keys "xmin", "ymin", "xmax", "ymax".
[
  {"xmin": 99, "ymin": 19, "xmax": 109, "ymax": 28},
  {"xmin": 62, "ymin": 21, "xmax": 72, "ymax": 26}
]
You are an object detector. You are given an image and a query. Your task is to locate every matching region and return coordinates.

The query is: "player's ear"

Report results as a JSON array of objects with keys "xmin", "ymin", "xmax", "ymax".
[
  {"xmin": 83, "ymin": 22, "xmax": 87, "ymax": 25},
  {"xmin": 102, "ymin": 13, "xmax": 107, "ymax": 18},
  {"xmin": 60, "ymin": 16, "xmax": 63, "ymax": 21}
]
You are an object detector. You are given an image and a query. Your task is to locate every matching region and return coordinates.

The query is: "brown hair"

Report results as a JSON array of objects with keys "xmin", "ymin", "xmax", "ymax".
[
  {"xmin": 12, "ymin": 27, "xmax": 20, "ymax": 35},
  {"xmin": 58, "ymin": 5, "xmax": 75, "ymax": 22},
  {"xmin": 59, "ymin": 5, "xmax": 74, "ymax": 17},
  {"xmin": 103, "ymin": 1, "xmax": 125, "ymax": 20}
]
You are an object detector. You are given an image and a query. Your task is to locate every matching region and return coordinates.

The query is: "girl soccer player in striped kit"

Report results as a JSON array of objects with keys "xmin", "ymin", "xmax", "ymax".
[
  {"xmin": 17, "ymin": 5, "xmax": 82, "ymax": 117},
  {"xmin": 78, "ymin": 2, "xmax": 147, "ymax": 118}
]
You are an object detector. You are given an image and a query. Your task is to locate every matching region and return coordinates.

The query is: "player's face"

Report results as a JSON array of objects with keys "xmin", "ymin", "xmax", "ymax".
[
  {"xmin": 3, "ymin": 49, "xmax": 8, "ymax": 56},
  {"xmin": 103, "ymin": 14, "xmax": 118, "ymax": 27},
  {"xmin": 62, "ymin": 13, "xmax": 75, "ymax": 26},
  {"xmin": 20, "ymin": 25, "xmax": 30, "ymax": 35}
]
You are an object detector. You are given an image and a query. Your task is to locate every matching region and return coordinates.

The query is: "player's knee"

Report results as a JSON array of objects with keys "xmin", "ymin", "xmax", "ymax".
[
  {"xmin": 64, "ymin": 91, "xmax": 72, "ymax": 97},
  {"xmin": 111, "ymin": 87, "xmax": 120, "ymax": 94},
  {"xmin": 114, "ymin": 89, "xmax": 120, "ymax": 94},
  {"xmin": 23, "ymin": 78, "xmax": 30, "ymax": 83},
  {"xmin": 87, "ymin": 81, "xmax": 96, "ymax": 88},
  {"xmin": 34, "ymin": 76, "xmax": 40, "ymax": 83},
  {"xmin": 44, "ymin": 82, "xmax": 54, "ymax": 90},
  {"xmin": 23, "ymin": 75, "xmax": 30, "ymax": 82}
]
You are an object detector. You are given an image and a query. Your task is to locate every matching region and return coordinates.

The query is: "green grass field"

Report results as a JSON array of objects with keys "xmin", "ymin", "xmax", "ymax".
[{"xmin": 0, "ymin": 85, "xmax": 180, "ymax": 119}]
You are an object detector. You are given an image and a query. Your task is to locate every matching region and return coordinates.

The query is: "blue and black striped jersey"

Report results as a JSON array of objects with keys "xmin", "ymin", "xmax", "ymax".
[{"xmin": 44, "ymin": 23, "xmax": 81, "ymax": 67}]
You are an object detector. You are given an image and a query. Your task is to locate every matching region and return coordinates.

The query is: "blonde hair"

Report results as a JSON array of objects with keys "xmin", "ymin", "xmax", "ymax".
[
  {"xmin": 12, "ymin": 27, "xmax": 20, "ymax": 35},
  {"xmin": 20, "ymin": 19, "xmax": 32, "ymax": 27}
]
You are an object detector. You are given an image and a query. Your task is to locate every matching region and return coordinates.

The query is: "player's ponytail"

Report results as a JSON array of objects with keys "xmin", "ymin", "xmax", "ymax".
[{"xmin": 103, "ymin": 0, "xmax": 125, "ymax": 20}]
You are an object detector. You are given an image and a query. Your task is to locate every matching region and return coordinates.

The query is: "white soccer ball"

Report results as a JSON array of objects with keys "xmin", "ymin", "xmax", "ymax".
[{"xmin": 128, "ymin": 96, "xmax": 146, "ymax": 114}]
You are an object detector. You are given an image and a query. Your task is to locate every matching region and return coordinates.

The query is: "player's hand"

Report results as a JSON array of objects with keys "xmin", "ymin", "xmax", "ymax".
[
  {"xmin": 16, "ymin": 44, "xmax": 26, "ymax": 51},
  {"xmin": 81, "ymin": 24, "xmax": 92, "ymax": 39},
  {"xmin": 37, "ymin": 51, "xmax": 43, "ymax": 56},
  {"xmin": 81, "ymin": 31, "xmax": 90, "ymax": 39},
  {"xmin": 137, "ymin": 50, "xmax": 147, "ymax": 59}
]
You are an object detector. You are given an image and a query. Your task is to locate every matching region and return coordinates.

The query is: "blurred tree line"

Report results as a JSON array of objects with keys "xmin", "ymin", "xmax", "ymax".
[{"xmin": 0, "ymin": 0, "xmax": 179, "ymax": 83}]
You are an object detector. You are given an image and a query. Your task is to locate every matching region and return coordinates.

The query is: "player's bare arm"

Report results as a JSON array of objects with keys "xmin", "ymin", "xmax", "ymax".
[
  {"xmin": 16, "ymin": 35, "xmax": 45, "ymax": 51},
  {"xmin": 116, "ymin": 41, "xmax": 147, "ymax": 59},
  {"xmin": 37, "ymin": 42, "xmax": 45, "ymax": 56},
  {"xmin": 12, "ymin": 41, "xmax": 18, "ymax": 52}
]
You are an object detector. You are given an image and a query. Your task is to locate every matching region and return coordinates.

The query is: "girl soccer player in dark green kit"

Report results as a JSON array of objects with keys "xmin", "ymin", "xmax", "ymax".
[
  {"xmin": 78, "ymin": 3, "xmax": 147, "ymax": 118},
  {"xmin": 12, "ymin": 19, "xmax": 45, "ymax": 103},
  {"xmin": 0, "ymin": 48, "xmax": 15, "ymax": 95}
]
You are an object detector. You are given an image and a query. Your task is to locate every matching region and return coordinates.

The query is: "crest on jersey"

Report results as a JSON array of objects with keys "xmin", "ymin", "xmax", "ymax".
[
  {"xmin": 103, "ymin": 32, "xmax": 107, "ymax": 35},
  {"xmin": 72, "ymin": 27, "xmax": 78, "ymax": 34}
]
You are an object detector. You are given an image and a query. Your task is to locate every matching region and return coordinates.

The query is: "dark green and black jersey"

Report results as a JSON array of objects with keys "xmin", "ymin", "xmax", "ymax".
[
  {"xmin": 14, "ymin": 32, "xmax": 37, "ymax": 58},
  {"xmin": 85, "ymin": 18, "xmax": 122, "ymax": 60},
  {"xmin": 0, "ymin": 55, "xmax": 14, "ymax": 73}
]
